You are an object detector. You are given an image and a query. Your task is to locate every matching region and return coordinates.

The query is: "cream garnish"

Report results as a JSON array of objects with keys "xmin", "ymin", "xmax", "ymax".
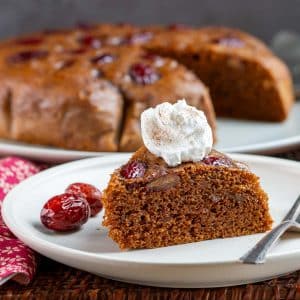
[{"xmin": 141, "ymin": 99, "xmax": 213, "ymax": 166}]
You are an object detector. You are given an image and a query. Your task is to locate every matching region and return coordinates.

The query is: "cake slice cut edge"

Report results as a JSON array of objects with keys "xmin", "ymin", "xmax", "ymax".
[{"xmin": 102, "ymin": 147, "xmax": 273, "ymax": 250}]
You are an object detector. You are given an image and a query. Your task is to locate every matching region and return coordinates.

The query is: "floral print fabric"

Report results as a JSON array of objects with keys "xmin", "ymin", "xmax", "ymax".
[{"xmin": 0, "ymin": 157, "xmax": 41, "ymax": 285}]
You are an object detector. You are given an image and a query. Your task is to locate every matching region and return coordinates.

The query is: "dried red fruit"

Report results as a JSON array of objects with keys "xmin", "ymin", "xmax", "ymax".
[
  {"xmin": 78, "ymin": 35, "xmax": 101, "ymax": 49},
  {"xmin": 40, "ymin": 193, "xmax": 90, "ymax": 231},
  {"xmin": 90, "ymin": 53, "xmax": 115, "ymax": 65},
  {"xmin": 120, "ymin": 161, "xmax": 146, "ymax": 179},
  {"xmin": 129, "ymin": 63, "xmax": 160, "ymax": 85},
  {"xmin": 15, "ymin": 37, "xmax": 44, "ymax": 45},
  {"xmin": 66, "ymin": 182, "xmax": 103, "ymax": 217},
  {"xmin": 7, "ymin": 50, "xmax": 48, "ymax": 63},
  {"xmin": 202, "ymin": 156, "xmax": 232, "ymax": 167}
]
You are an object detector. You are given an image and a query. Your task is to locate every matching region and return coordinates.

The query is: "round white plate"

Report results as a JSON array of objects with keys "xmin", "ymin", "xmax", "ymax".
[
  {"xmin": 0, "ymin": 139, "xmax": 107, "ymax": 163},
  {"xmin": 0, "ymin": 102, "xmax": 299, "ymax": 163},
  {"xmin": 216, "ymin": 102, "xmax": 300, "ymax": 154},
  {"xmin": 2, "ymin": 153, "xmax": 300, "ymax": 288}
]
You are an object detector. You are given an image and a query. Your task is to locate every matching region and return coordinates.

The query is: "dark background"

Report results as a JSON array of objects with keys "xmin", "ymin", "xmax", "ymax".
[{"xmin": 0, "ymin": 0, "xmax": 299, "ymax": 43}]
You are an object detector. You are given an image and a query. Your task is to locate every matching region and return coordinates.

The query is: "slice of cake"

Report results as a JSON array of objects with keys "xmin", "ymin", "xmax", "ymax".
[{"xmin": 102, "ymin": 100, "xmax": 273, "ymax": 249}]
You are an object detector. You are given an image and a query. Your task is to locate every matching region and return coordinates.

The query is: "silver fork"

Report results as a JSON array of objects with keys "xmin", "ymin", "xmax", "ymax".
[{"xmin": 240, "ymin": 195, "xmax": 300, "ymax": 264}]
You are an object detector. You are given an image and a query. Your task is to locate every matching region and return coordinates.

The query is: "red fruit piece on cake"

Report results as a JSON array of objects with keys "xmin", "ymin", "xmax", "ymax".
[
  {"xmin": 15, "ymin": 37, "xmax": 44, "ymax": 45},
  {"xmin": 78, "ymin": 35, "xmax": 102, "ymax": 49},
  {"xmin": 120, "ymin": 161, "xmax": 147, "ymax": 179},
  {"xmin": 129, "ymin": 63, "xmax": 160, "ymax": 85},
  {"xmin": 7, "ymin": 50, "xmax": 48, "ymax": 63}
]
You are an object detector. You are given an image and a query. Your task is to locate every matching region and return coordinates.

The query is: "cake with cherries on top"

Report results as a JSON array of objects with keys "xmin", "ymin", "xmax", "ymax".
[
  {"xmin": 0, "ymin": 23, "xmax": 294, "ymax": 152},
  {"xmin": 93, "ymin": 24, "xmax": 294, "ymax": 121},
  {"xmin": 0, "ymin": 42, "xmax": 215, "ymax": 152},
  {"xmin": 102, "ymin": 100, "xmax": 273, "ymax": 249}
]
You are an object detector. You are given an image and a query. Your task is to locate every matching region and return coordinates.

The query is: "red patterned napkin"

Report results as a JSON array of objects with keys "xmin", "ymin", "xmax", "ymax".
[{"xmin": 0, "ymin": 157, "xmax": 42, "ymax": 285}]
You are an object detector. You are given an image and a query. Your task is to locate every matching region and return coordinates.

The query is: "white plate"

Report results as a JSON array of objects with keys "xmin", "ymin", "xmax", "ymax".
[
  {"xmin": 216, "ymin": 102, "xmax": 300, "ymax": 154},
  {"xmin": 0, "ymin": 139, "xmax": 108, "ymax": 163},
  {"xmin": 0, "ymin": 102, "xmax": 299, "ymax": 163},
  {"xmin": 2, "ymin": 153, "xmax": 300, "ymax": 288}
]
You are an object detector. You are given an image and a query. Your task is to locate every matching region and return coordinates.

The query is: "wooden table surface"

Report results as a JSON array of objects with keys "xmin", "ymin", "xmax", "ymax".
[{"xmin": 1, "ymin": 149, "xmax": 300, "ymax": 300}]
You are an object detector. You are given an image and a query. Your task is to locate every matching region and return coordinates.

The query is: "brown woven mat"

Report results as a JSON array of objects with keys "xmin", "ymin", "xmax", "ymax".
[
  {"xmin": 0, "ymin": 257, "xmax": 299, "ymax": 300},
  {"xmin": 1, "ymin": 149, "xmax": 300, "ymax": 300}
]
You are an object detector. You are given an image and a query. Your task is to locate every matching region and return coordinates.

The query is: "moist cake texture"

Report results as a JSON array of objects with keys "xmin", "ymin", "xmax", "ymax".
[{"xmin": 102, "ymin": 146, "xmax": 273, "ymax": 249}]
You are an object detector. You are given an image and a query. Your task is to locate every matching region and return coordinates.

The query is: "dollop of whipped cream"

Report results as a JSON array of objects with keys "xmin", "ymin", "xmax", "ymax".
[{"xmin": 141, "ymin": 99, "xmax": 213, "ymax": 167}]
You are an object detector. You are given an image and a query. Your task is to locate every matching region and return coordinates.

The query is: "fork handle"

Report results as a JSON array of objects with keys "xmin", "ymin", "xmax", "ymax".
[{"xmin": 240, "ymin": 221, "xmax": 295, "ymax": 264}]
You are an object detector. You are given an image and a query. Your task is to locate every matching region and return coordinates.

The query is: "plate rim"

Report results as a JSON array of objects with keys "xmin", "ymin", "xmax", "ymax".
[
  {"xmin": 2, "ymin": 133, "xmax": 300, "ymax": 154},
  {"xmin": 219, "ymin": 134, "xmax": 300, "ymax": 154},
  {"xmin": 2, "ymin": 153, "xmax": 300, "ymax": 267}
]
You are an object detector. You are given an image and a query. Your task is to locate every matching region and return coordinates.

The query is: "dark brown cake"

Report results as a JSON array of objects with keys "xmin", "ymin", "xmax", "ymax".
[
  {"xmin": 93, "ymin": 23, "xmax": 294, "ymax": 122},
  {"xmin": 0, "ymin": 28, "xmax": 215, "ymax": 151},
  {"xmin": 145, "ymin": 26, "xmax": 294, "ymax": 121},
  {"xmin": 0, "ymin": 23, "xmax": 294, "ymax": 152},
  {"xmin": 102, "ymin": 146, "xmax": 273, "ymax": 249},
  {"xmin": 0, "ymin": 49, "xmax": 123, "ymax": 151},
  {"xmin": 84, "ymin": 46, "xmax": 215, "ymax": 151}
]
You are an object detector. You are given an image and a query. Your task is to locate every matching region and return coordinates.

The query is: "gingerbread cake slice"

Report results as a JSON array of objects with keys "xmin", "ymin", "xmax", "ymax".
[{"xmin": 102, "ymin": 100, "xmax": 272, "ymax": 249}]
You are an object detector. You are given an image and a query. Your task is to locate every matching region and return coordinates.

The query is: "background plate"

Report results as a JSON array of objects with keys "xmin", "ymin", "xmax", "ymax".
[
  {"xmin": 216, "ymin": 102, "xmax": 300, "ymax": 154},
  {"xmin": 2, "ymin": 153, "xmax": 300, "ymax": 288}
]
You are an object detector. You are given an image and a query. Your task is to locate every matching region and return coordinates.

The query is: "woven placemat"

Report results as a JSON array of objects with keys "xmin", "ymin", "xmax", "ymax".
[
  {"xmin": 0, "ymin": 257, "xmax": 299, "ymax": 300},
  {"xmin": 1, "ymin": 149, "xmax": 300, "ymax": 300}
]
